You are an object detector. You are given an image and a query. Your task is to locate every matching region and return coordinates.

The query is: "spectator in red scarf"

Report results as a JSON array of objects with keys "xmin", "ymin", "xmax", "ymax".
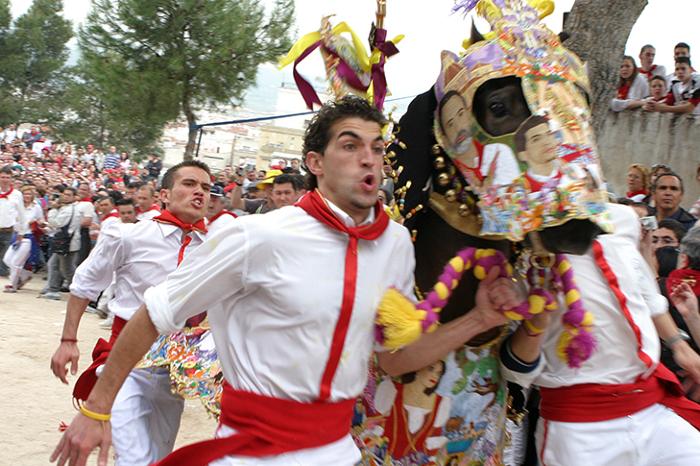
[
  {"xmin": 611, "ymin": 56, "xmax": 649, "ymax": 112},
  {"xmin": 626, "ymin": 163, "xmax": 650, "ymax": 202}
]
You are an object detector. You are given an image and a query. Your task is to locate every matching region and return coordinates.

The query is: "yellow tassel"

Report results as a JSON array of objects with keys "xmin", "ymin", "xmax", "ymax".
[
  {"xmin": 474, "ymin": 265, "xmax": 486, "ymax": 280},
  {"xmin": 545, "ymin": 301, "xmax": 559, "ymax": 311},
  {"xmin": 376, "ymin": 288, "xmax": 427, "ymax": 350}
]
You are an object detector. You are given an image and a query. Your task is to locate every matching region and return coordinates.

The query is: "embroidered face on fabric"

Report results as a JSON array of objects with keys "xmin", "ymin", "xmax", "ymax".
[{"xmin": 433, "ymin": 0, "xmax": 612, "ymax": 241}]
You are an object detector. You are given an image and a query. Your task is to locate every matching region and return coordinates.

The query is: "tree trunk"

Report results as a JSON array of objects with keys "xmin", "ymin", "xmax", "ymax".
[
  {"xmin": 182, "ymin": 87, "xmax": 198, "ymax": 162},
  {"xmin": 563, "ymin": 0, "xmax": 648, "ymax": 137}
]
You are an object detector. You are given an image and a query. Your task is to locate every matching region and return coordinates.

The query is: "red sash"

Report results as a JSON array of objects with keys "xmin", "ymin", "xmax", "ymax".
[
  {"xmin": 100, "ymin": 210, "xmax": 119, "ymax": 222},
  {"xmin": 0, "ymin": 187, "xmax": 13, "ymax": 199},
  {"xmin": 153, "ymin": 383, "xmax": 355, "ymax": 466},
  {"xmin": 73, "ymin": 317, "xmax": 127, "ymax": 401},
  {"xmin": 154, "ymin": 190, "xmax": 388, "ymax": 464},
  {"xmin": 540, "ymin": 364, "xmax": 700, "ymax": 429}
]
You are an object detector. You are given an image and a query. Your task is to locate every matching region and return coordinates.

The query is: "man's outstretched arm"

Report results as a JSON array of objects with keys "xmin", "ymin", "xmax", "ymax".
[{"xmin": 50, "ymin": 305, "xmax": 157, "ymax": 466}]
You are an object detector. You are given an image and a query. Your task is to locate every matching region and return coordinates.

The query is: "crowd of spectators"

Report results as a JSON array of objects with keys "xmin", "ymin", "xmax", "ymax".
[
  {"xmin": 618, "ymin": 161, "xmax": 700, "ymax": 389},
  {"xmin": 613, "ymin": 42, "xmax": 700, "ymax": 114}
]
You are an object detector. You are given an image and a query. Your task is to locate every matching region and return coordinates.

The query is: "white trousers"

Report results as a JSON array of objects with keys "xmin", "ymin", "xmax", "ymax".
[
  {"xmin": 111, "ymin": 367, "xmax": 184, "ymax": 466},
  {"xmin": 209, "ymin": 432, "xmax": 361, "ymax": 466},
  {"xmin": 537, "ymin": 403, "xmax": 700, "ymax": 466},
  {"xmin": 2, "ymin": 238, "xmax": 31, "ymax": 287}
]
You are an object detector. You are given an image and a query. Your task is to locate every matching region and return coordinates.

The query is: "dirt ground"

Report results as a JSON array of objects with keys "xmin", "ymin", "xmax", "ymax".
[{"xmin": 0, "ymin": 274, "xmax": 215, "ymax": 465}]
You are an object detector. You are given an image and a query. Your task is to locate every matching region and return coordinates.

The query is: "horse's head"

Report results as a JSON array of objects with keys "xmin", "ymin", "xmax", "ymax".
[{"xmin": 393, "ymin": 0, "xmax": 612, "ymax": 256}]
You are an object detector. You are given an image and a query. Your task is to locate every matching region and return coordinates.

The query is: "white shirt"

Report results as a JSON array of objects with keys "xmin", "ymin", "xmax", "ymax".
[
  {"xmin": 0, "ymin": 187, "xmax": 25, "ymax": 230},
  {"xmin": 71, "ymin": 219, "xmax": 206, "ymax": 321},
  {"xmin": 502, "ymin": 203, "xmax": 667, "ymax": 388},
  {"xmin": 136, "ymin": 206, "xmax": 161, "ymax": 222},
  {"xmin": 17, "ymin": 201, "xmax": 43, "ymax": 235},
  {"xmin": 145, "ymin": 201, "xmax": 415, "ymax": 403},
  {"xmin": 76, "ymin": 200, "xmax": 95, "ymax": 222},
  {"xmin": 610, "ymin": 73, "xmax": 649, "ymax": 112},
  {"xmin": 206, "ymin": 211, "xmax": 237, "ymax": 235}
]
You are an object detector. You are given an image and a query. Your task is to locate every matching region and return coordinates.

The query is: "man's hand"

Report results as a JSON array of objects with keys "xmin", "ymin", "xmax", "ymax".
[
  {"xmin": 643, "ymin": 100, "xmax": 659, "ymax": 112},
  {"xmin": 673, "ymin": 341, "xmax": 700, "ymax": 386},
  {"xmin": 473, "ymin": 267, "xmax": 522, "ymax": 330},
  {"xmin": 50, "ymin": 411, "xmax": 111, "ymax": 466},
  {"xmin": 670, "ymin": 282, "xmax": 699, "ymax": 320},
  {"xmin": 51, "ymin": 341, "xmax": 80, "ymax": 384}
]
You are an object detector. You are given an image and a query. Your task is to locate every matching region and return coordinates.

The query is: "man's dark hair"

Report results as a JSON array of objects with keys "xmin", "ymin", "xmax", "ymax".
[
  {"xmin": 96, "ymin": 195, "xmax": 115, "ymax": 206},
  {"xmin": 658, "ymin": 218, "xmax": 687, "ymax": 244},
  {"xmin": 63, "ymin": 187, "xmax": 77, "ymax": 196},
  {"xmin": 115, "ymin": 198, "xmax": 135, "ymax": 207},
  {"xmin": 273, "ymin": 173, "xmax": 303, "ymax": 191},
  {"xmin": 640, "ymin": 44, "xmax": 655, "ymax": 54},
  {"xmin": 650, "ymin": 75, "xmax": 667, "ymax": 85},
  {"xmin": 0, "ymin": 165, "xmax": 12, "ymax": 175},
  {"xmin": 437, "ymin": 90, "xmax": 467, "ymax": 136},
  {"xmin": 652, "ymin": 172, "xmax": 684, "ymax": 193},
  {"xmin": 160, "ymin": 160, "xmax": 211, "ymax": 190},
  {"xmin": 675, "ymin": 56, "xmax": 692, "ymax": 67},
  {"xmin": 302, "ymin": 96, "xmax": 386, "ymax": 189},
  {"xmin": 514, "ymin": 115, "xmax": 550, "ymax": 153},
  {"xmin": 675, "ymin": 42, "xmax": 691, "ymax": 52},
  {"xmin": 126, "ymin": 181, "xmax": 144, "ymax": 190}
]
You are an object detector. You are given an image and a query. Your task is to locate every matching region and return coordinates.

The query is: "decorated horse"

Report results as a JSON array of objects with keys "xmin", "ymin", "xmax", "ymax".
[{"xmin": 282, "ymin": 1, "xmax": 612, "ymax": 464}]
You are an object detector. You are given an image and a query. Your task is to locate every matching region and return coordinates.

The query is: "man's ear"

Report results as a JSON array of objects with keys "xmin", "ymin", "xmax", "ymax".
[
  {"xmin": 159, "ymin": 188, "xmax": 170, "ymax": 205},
  {"xmin": 517, "ymin": 150, "xmax": 528, "ymax": 163},
  {"xmin": 305, "ymin": 152, "xmax": 323, "ymax": 177},
  {"xmin": 678, "ymin": 252, "xmax": 689, "ymax": 269}
]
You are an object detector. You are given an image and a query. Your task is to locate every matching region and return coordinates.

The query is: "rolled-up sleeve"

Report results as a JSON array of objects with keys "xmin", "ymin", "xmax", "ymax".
[
  {"xmin": 69, "ymin": 223, "xmax": 126, "ymax": 300},
  {"xmin": 144, "ymin": 221, "xmax": 251, "ymax": 334}
]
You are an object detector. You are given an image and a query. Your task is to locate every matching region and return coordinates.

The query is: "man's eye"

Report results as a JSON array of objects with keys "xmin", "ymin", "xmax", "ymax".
[
  {"xmin": 343, "ymin": 144, "xmax": 356, "ymax": 150},
  {"xmin": 489, "ymin": 102, "xmax": 507, "ymax": 117}
]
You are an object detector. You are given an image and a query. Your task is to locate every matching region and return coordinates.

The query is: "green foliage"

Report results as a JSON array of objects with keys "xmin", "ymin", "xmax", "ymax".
[
  {"xmin": 70, "ymin": 0, "xmax": 295, "ymax": 159},
  {"xmin": 0, "ymin": 0, "xmax": 72, "ymax": 125}
]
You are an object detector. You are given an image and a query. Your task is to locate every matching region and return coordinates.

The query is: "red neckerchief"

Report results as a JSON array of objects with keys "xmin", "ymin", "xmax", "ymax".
[
  {"xmin": 154, "ymin": 210, "xmax": 208, "ymax": 327},
  {"xmin": 668, "ymin": 268, "xmax": 700, "ymax": 295},
  {"xmin": 295, "ymin": 189, "xmax": 389, "ymax": 400},
  {"xmin": 136, "ymin": 203, "xmax": 161, "ymax": 214},
  {"xmin": 453, "ymin": 139, "xmax": 486, "ymax": 182},
  {"xmin": 80, "ymin": 197, "xmax": 92, "ymax": 202},
  {"xmin": 208, "ymin": 209, "xmax": 238, "ymax": 224},
  {"xmin": 639, "ymin": 65, "xmax": 657, "ymax": 78},
  {"xmin": 100, "ymin": 209, "xmax": 119, "ymax": 222},
  {"xmin": 0, "ymin": 186, "xmax": 14, "ymax": 199},
  {"xmin": 626, "ymin": 189, "xmax": 648, "ymax": 198},
  {"xmin": 617, "ymin": 82, "xmax": 631, "ymax": 99}
]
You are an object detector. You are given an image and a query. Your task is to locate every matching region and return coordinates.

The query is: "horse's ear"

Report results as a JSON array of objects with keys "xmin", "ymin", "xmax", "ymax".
[{"xmin": 470, "ymin": 20, "xmax": 485, "ymax": 45}]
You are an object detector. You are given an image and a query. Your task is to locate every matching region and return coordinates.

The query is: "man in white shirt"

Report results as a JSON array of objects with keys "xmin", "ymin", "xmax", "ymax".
[
  {"xmin": 52, "ymin": 96, "xmax": 516, "ymax": 466},
  {"xmin": 500, "ymin": 203, "xmax": 700, "ymax": 466},
  {"xmin": 50, "ymin": 160, "xmax": 211, "ymax": 465},
  {"xmin": 0, "ymin": 165, "xmax": 25, "ymax": 277},
  {"xmin": 42, "ymin": 187, "xmax": 83, "ymax": 300}
]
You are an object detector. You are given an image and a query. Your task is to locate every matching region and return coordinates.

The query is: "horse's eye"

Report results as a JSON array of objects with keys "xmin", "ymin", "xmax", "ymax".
[{"xmin": 489, "ymin": 101, "xmax": 507, "ymax": 117}]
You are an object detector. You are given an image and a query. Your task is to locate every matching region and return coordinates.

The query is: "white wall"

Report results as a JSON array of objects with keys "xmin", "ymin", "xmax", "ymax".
[{"xmin": 598, "ymin": 111, "xmax": 700, "ymax": 208}]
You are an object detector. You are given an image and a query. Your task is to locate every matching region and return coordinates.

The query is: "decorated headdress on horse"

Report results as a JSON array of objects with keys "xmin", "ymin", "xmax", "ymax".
[{"xmin": 395, "ymin": 0, "xmax": 611, "ymax": 241}]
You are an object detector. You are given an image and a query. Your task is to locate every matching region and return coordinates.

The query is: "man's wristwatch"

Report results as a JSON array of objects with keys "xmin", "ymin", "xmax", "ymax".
[{"xmin": 664, "ymin": 330, "xmax": 690, "ymax": 348}]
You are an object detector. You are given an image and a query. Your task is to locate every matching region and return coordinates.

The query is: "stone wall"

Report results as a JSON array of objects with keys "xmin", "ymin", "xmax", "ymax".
[{"xmin": 597, "ymin": 111, "xmax": 700, "ymax": 207}]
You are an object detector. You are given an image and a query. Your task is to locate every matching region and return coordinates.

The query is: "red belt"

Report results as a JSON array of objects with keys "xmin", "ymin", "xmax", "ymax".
[
  {"xmin": 153, "ymin": 382, "xmax": 355, "ymax": 466},
  {"xmin": 73, "ymin": 317, "xmax": 126, "ymax": 401},
  {"xmin": 540, "ymin": 364, "xmax": 700, "ymax": 429}
]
